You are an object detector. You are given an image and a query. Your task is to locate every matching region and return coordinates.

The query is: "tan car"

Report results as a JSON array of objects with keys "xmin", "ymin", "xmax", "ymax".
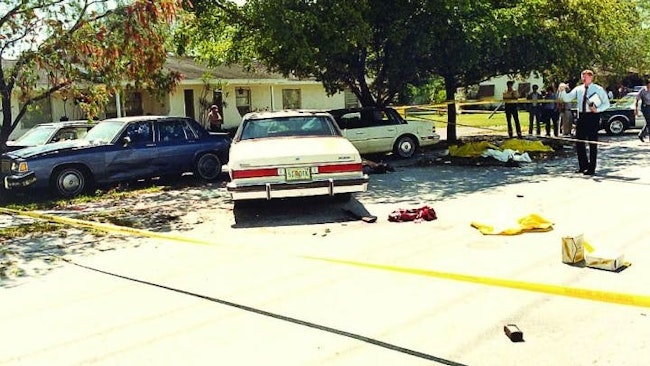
[{"xmin": 328, "ymin": 107, "xmax": 440, "ymax": 158}]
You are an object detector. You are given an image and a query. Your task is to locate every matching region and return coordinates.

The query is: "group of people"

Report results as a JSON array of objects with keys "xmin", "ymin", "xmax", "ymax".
[
  {"xmin": 502, "ymin": 70, "xmax": 650, "ymax": 176},
  {"xmin": 502, "ymin": 81, "xmax": 571, "ymax": 139}
]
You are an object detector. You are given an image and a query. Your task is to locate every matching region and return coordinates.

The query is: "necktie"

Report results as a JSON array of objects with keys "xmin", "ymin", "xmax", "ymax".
[{"xmin": 582, "ymin": 85, "xmax": 589, "ymax": 112}]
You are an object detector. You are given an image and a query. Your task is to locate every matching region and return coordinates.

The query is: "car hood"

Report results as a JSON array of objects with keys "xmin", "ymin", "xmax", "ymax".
[
  {"xmin": 229, "ymin": 136, "xmax": 361, "ymax": 168},
  {"xmin": 4, "ymin": 139, "xmax": 96, "ymax": 159}
]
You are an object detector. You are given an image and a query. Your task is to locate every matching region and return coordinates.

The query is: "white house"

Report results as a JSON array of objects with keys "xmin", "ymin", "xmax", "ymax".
[{"xmin": 8, "ymin": 56, "xmax": 359, "ymax": 138}]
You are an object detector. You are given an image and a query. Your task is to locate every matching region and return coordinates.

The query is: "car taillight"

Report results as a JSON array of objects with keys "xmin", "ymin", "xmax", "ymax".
[
  {"xmin": 231, "ymin": 168, "xmax": 279, "ymax": 179},
  {"xmin": 317, "ymin": 163, "xmax": 363, "ymax": 174}
]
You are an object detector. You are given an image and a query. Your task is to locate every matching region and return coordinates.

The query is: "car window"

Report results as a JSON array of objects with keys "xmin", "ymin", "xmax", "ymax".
[
  {"xmin": 337, "ymin": 112, "xmax": 363, "ymax": 129},
  {"xmin": 85, "ymin": 120, "xmax": 125, "ymax": 143},
  {"xmin": 123, "ymin": 121, "xmax": 153, "ymax": 144},
  {"xmin": 371, "ymin": 110, "xmax": 400, "ymax": 126},
  {"xmin": 14, "ymin": 126, "xmax": 56, "ymax": 145},
  {"xmin": 158, "ymin": 120, "xmax": 188, "ymax": 142},
  {"xmin": 52, "ymin": 128, "xmax": 81, "ymax": 142},
  {"xmin": 240, "ymin": 116, "xmax": 337, "ymax": 140}
]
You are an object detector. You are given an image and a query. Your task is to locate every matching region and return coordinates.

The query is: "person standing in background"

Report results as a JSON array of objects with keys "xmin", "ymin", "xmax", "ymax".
[
  {"xmin": 558, "ymin": 69, "xmax": 610, "ymax": 176},
  {"xmin": 503, "ymin": 80, "xmax": 522, "ymax": 138},
  {"xmin": 208, "ymin": 105, "xmax": 223, "ymax": 132},
  {"xmin": 527, "ymin": 85, "xmax": 542, "ymax": 135},
  {"xmin": 541, "ymin": 86, "xmax": 560, "ymax": 137},
  {"xmin": 559, "ymin": 83, "xmax": 574, "ymax": 137},
  {"xmin": 635, "ymin": 79, "xmax": 650, "ymax": 142}
]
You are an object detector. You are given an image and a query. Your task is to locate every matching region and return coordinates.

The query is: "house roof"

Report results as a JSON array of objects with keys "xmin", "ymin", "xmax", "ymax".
[{"xmin": 164, "ymin": 56, "xmax": 301, "ymax": 81}]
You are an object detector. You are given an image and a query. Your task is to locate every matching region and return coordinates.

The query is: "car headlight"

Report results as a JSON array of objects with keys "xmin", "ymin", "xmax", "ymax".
[{"xmin": 11, "ymin": 161, "xmax": 28, "ymax": 173}]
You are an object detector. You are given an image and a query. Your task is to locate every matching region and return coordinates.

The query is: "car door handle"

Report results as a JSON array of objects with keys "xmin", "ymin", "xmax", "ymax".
[
  {"xmin": 355, "ymin": 131, "xmax": 364, "ymax": 134},
  {"xmin": 146, "ymin": 144, "xmax": 156, "ymax": 147}
]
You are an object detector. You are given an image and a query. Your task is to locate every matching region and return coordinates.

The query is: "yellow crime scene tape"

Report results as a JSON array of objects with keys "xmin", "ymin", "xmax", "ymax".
[
  {"xmin": 0, "ymin": 207, "xmax": 214, "ymax": 246},
  {"xmin": 304, "ymin": 256, "xmax": 650, "ymax": 308},
  {"xmin": 2, "ymin": 207, "xmax": 648, "ymax": 309}
]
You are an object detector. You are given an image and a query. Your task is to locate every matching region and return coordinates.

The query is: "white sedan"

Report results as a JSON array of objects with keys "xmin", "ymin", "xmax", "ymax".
[
  {"xmin": 328, "ymin": 107, "xmax": 440, "ymax": 158},
  {"xmin": 227, "ymin": 110, "xmax": 369, "ymax": 201}
]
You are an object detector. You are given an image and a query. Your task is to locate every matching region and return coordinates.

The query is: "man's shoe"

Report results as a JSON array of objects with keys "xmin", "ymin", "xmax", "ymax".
[
  {"xmin": 639, "ymin": 135, "xmax": 645, "ymax": 142},
  {"xmin": 575, "ymin": 169, "xmax": 586, "ymax": 174},
  {"xmin": 583, "ymin": 170, "xmax": 595, "ymax": 176}
]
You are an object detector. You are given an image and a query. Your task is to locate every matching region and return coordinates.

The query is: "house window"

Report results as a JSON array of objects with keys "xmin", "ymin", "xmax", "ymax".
[
  {"xmin": 236, "ymin": 88, "xmax": 251, "ymax": 116},
  {"xmin": 21, "ymin": 98, "xmax": 53, "ymax": 128},
  {"xmin": 477, "ymin": 85, "xmax": 495, "ymax": 98},
  {"xmin": 344, "ymin": 89, "xmax": 359, "ymax": 108},
  {"xmin": 282, "ymin": 89, "xmax": 301, "ymax": 109}
]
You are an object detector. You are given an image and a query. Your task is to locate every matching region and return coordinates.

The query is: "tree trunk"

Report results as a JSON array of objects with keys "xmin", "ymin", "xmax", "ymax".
[
  {"xmin": 0, "ymin": 93, "xmax": 13, "ymax": 153},
  {"xmin": 444, "ymin": 75, "xmax": 458, "ymax": 142}
]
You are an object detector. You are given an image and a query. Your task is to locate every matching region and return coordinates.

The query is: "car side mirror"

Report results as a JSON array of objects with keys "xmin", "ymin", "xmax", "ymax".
[{"xmin": 122, "ymin": 136, "xmax": 132, "ymax": 147}]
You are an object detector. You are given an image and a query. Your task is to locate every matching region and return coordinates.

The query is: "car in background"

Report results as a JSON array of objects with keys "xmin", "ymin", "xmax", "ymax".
[
  {"xmin": 1, "ymin": 116, "xmax": 231, "ymax": 197},
  {"xmin": 598, "ymin": 92, "xmax": 645, "ymax": 135},
  {"xmin": 327, "ymin": 107, "xmax": 440, "ymax": 158},
  {"xmin": 227, "ymin": 110, "xmax": 368, "ymax": 202},
  {"xmin": 4, "ymin": 120, "xmax": 94, "ymax": 152}
]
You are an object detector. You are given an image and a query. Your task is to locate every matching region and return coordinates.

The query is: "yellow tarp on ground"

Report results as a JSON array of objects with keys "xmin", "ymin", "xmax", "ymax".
[
  {"xmin": 449, "ymin": 138, "xmax": 553, "ymax": 158},
  {"xmin": 500, "ymin": 138, "xmax": 554, "ymax": 153},
  {"xmin": 471, "ymin": 213, "xmax": 554, "ymax": 235},
  {"xmin": 449, "ymin": 141, "xmax": 499, "ymax": 157}
]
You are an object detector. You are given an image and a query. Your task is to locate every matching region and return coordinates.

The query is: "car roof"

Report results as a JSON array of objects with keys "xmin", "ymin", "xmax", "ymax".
[
  {"xmin": 243, "ymin": 110, "xmax": 333, "ymax": 120},
  {"xmin": 101, "ymin": 115, "xmax": 181, "ymax": 123},
  {"xmin": 328, "ymin": 107, "xmax": 393, "ymax": 115},
  {"xmin": 33, "ymin": 120, "xmax": 95, "ymax": 127}
]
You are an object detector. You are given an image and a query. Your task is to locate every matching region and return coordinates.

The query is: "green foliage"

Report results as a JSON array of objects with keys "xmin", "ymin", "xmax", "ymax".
[
  {"xmin": 0, "ymin": 0, "xmax": 185, "ymax": 149},
  {"xmin": 184, "ymin": 0, "xmax": 650, "ymax": 140}
]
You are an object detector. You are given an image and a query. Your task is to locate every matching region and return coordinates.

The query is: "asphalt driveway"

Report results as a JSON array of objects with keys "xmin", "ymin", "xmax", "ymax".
[{"xmin": 2, "ymin": 131, "xmax": 650, "ymax": 365}]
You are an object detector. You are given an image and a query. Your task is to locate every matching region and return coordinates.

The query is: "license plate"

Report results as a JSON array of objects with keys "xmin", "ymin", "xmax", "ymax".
[
  {"xmin": 1, "ymin": 160, "xmax": 9, "ymax": 173},
  {"xmin": 285, "ymin": 167, "xmax": 311, "ymax": 181}
]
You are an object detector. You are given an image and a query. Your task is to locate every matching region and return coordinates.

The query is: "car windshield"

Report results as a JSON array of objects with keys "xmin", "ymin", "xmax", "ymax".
[
  {"xmin": 84, "ymin": 120, "xmax": 126, "ymax": 143},
  {"xmin": 240, "ymin": 116, "xmax": 338, "ymax": 140},
  {"xmin": 13, "ymin": 125, "xmax": 56, "ymax": 145}
]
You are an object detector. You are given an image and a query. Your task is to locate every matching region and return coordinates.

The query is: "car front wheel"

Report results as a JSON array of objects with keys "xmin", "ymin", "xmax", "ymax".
[
  {"xmin": 604, "ymin": 117, "xmax": 626, "ymax": 135},
  {"xmin": 393, "ymin": 135, "xmax": 418, "ymax": 158},
  {"xmin": 51, "ymin": 167, "xmax": 88, "ymax": 197},
  {"xmin": 194, "ymin": 152, "xmax": 222, "ymax": 181}
]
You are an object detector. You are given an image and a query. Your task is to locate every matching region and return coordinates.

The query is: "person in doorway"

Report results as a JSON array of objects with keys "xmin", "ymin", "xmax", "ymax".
[
  {"xmin": 541, "ymin": 86, "xmax": 560, "ymax": 137},
  {"xmin": 502, "ymin": 80, "xmax": 522, "ymax": 138},
  {"xmin": 558, "ymin": 69, "xmax": 610, "ymax": 175},
  {"xmin": 208, "ymin": 105, "xmax": 223, "ymax": 132},
  {"xmin": 526, "ymin": 84, "xmax": 542, "ymax": 135},
  {"xmin": 635, "ymin": 79, "xmax": 650, "ymax": 142}
]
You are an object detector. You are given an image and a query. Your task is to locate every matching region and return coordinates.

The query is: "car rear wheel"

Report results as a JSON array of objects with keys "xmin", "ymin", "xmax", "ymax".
[
  {"xmin": 604, "ymin": 117, "xmax": 626, "ymax": 135},
  {"xmin": 51, "ymin": 167, "xmax": 88, "ymax": 198},
  {"xmin": 393, "ymin": 135, "xmax": 418, "ymax": 158},
  {"xmin": 194, "ymin": 152, "xmax": 222, "ymax": 181}
]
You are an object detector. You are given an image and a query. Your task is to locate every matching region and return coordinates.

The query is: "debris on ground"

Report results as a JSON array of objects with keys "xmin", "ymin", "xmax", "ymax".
[
  {"xmin": 388, "ymin": 206, "xmax": 437, "ymax": 222},
  {"xmin": 362, "ymin": 159, "xmax": 395, "ymax": 174},
  {"xmin": 471, "ymin": 213, "xmax": 553, "ymax": 235}
]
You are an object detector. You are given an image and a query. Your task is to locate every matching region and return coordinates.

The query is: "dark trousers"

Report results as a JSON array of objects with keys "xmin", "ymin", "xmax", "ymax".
[
  {"xmin": 210, "ymin": 124, "xmax": 223, "ymax": 132},
  {"xmin": 505, "ymin": 105, "xmax": 521, "ymax": 138},
  {"xmin": 541, "ymin": 109, "xmax": 559, "ymax": 137},
  {"xmin": 639, "ymin": 105, "xmax": 650, "ymax": 139},
  {"xmin": 529, "ymin": 106, "xmax": 541, "ymax": 134},
  {"xmin": 575, "ymin": 113, "xmax": 600, "ymax": 173}
]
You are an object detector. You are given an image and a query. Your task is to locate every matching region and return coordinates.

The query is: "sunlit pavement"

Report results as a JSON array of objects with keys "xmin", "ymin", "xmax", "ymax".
[{"xmin": 1, "ymin": 131, "xmax": 650, "ymax": 365}]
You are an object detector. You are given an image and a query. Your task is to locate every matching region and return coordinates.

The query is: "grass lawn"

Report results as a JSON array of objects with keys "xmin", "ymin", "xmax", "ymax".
[{"xmin": 406, "ymin": 110, "xmax": 524, "ymax": 133}]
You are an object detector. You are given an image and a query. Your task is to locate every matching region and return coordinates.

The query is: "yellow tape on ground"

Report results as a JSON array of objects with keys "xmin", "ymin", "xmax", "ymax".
[
  {"xmin": 0, "ymin": 207, "xmax": 214, "ymax": 246},
  {"xmin": 304, "ymin": 256, "xmax": 650, "ymax": 308}
]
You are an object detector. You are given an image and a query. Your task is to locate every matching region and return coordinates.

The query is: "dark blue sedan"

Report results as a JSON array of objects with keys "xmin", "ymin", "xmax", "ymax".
[{"xmin": 1, "ymin": 116, "xmax": 231, "ymax": 197}]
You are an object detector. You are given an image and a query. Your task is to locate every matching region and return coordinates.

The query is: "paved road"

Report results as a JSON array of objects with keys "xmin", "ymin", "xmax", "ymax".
[{"xmin": 2, "ymin": 132, "xmax": 650, "ymax": 365}]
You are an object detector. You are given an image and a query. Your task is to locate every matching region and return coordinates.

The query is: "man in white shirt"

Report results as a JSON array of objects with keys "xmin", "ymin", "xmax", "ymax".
[
  {"xmin": 558, "ymin": 69, "xmax": 610, "ymax": 175},
  {"xmin": 635, "ymin": 79, "xmax": 650, "ymax": 142}
]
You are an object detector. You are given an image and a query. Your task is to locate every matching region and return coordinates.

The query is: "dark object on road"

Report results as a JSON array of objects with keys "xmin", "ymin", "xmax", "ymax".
[
  {"xmin": 1, "ymin": 116, "xmax": 231, "ymax": 198},
  {"xmin": 362, "ymin": 159, "xmax": 395, "ymax": 174},
  {"xmin": 388, "ymin": 206, "xmax": 437, "ymax": 222},
  {"xmin": 504, "ymin": 324, "xmax": 524, "ymax": 342}
]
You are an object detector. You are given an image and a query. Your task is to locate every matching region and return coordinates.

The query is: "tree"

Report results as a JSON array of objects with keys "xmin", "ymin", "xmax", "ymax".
[
  {"xmin": 0, "ymin": 0, "xmax": 185, "ymax": 151},
  {"xmin": 185, "ymin": 0, "xmax": 647, "ymax": 141}
]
